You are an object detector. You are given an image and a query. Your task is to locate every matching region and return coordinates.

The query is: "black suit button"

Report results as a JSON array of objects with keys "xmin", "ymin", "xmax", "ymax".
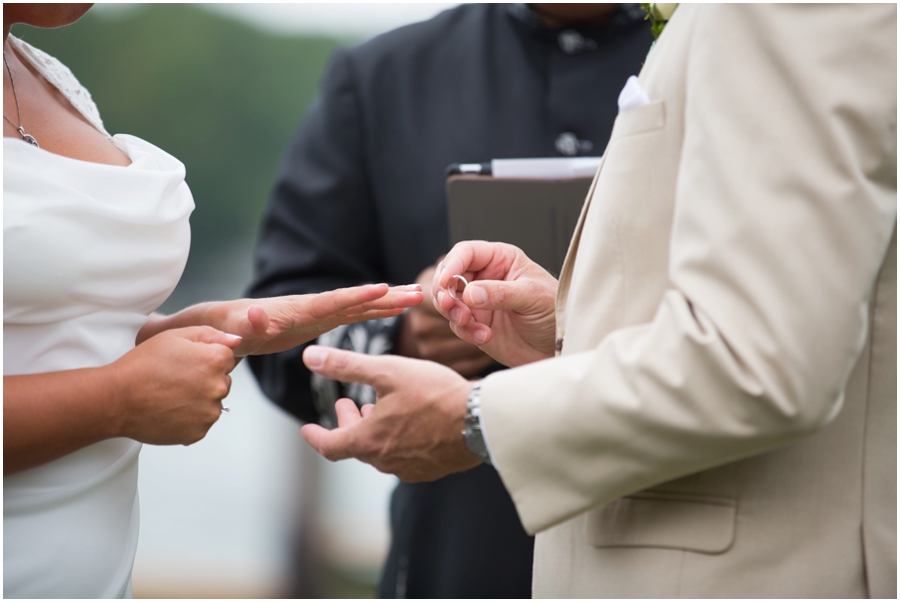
[
  {"xmin": 555, "ymin": 132, "xmax": 594, "ymax": 156},
  {"xmin": 558, "ymin": 30, "xmax": 598, "ymax": 54}
]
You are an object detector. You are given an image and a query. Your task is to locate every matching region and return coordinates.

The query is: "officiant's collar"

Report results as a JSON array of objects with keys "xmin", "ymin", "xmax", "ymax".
[{"xmin": 506, "ymin": 3, "xmax": 646, "ymax": 54}]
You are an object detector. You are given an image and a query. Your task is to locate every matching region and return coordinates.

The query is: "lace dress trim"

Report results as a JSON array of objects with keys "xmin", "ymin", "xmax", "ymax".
[{"xmin": 8, "ymin": 35, "xmax": 111, "ymax": 139}]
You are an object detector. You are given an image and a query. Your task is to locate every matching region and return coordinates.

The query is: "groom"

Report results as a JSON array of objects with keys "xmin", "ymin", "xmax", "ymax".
[{"xmin": 300, "ymin": 4, "xmax": 896, "ymax": 598}]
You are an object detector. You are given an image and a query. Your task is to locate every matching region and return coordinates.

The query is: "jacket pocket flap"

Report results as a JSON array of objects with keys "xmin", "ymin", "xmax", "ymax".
[
  {"xmin": 610, "ymin": 100, "xmax": 666, "ymax": 139},
  {"xmin": 585, "ymin": 491, "xmax": 736, "ymax": 554}
]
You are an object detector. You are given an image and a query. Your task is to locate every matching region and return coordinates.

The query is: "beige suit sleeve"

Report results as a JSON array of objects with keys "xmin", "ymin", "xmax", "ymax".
[{"xmin": 481, "ymin": 4, "xmax": 898, "ymax": 534}]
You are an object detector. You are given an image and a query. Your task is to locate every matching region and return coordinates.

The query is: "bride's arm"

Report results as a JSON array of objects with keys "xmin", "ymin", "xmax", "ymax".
[
  {"xmin": 137, "ymin": 283, "xmax": 423, "ymax": 357},
  {"xmin": 4, "ymin": 326, "xmax": 241, "ymax": 476}
]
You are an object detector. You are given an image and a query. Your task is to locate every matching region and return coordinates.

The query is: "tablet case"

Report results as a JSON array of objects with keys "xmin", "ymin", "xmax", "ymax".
[{"xmin": 446, "ymin": 175, "xmax": 593, "ymax": 277}]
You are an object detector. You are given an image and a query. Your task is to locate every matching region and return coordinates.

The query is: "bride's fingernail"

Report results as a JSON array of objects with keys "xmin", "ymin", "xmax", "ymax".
[
  {"xmin": 474, "ymin": 329, "xmax": 487, "ymax": 344},
  {"xmin": 437, "ymin": 291, "xmax": 445, "ymax": 305},
  {"xmin": 304, "ymin": 346, "xmax": 328, "ymax": 369},
  {"xmin": 450, "ymin": 308, "xmax": 462, "ymax": 323},
  {"xmin": 225, "ymin": 333, "xmax": 242, "ymax": 341}
]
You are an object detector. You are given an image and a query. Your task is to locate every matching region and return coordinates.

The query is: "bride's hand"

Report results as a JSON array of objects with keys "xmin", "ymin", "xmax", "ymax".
[
  {"xmin": 113, "ymin": 326, "xmax": 241, "ymax": 445},
  {"xmin": 4, "ymin": 325, "xmax": 244, "ymax": 474},
  {"xmin": 137, "ymin": 283, "xmax": 424, "ymax": 357}
]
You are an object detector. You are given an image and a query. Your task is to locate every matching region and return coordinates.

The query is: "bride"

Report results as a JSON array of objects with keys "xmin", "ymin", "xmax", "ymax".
[{"xmin": 3, "ymin": 4, "xmax": 423, "ymax": 597}]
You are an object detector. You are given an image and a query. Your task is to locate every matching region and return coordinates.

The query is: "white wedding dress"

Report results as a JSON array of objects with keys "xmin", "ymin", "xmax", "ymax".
[{"xmin": 3, "ymin": 36, "xmax": 194, "ymax": 598}]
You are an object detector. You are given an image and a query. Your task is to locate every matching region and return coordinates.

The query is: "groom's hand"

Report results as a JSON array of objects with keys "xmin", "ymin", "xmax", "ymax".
[
  {"xmin": 433, "ymin": 241, "xmax": 559, "ymax": 368},
  {"xmin": 396, "ymin": 263, "xmax": 496, "ymax": 376},
  {"xmin": 299, "ymin": 345, "xmax": 481, "ymax": 482}
]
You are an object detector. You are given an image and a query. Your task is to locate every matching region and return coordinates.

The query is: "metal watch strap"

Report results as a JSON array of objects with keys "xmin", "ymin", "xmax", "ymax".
[{"xmin": 462, "ymin": 380, "xmax": 492, "ymax": 465}]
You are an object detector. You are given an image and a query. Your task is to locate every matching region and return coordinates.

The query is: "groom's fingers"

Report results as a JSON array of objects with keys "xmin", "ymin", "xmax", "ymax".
[
  {"xmin": 301, "ymin": 399, "xmax": 377, "ymax": 461},
  {"xmin": 300, "ymin": 423, "xmax": 357, "ymax": 461},
  {"xmin": 450, "ymin": 320, "xmax": 494, "ymax": 347},
  {"xmin": 334, "ymin": 398, "xmax": 364, "ymax": 427},
  {"xmin": 435, "ymin": 241, "xmax": 519, "ymax": 294},
  {"xmin": 302, "ymin": 346, "xmax": 394, "ymax": 392},
  {"xmin": 433, "ymin": 289, "xmax": 474, "ymax": 326},
  {"xmin": 437, "ymin": 241, "xmax": 500, "ymax": 287}
]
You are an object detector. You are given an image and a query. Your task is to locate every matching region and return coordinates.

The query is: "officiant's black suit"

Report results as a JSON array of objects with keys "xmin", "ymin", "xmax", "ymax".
[{"xmin": 248, "ymin": 4, "xmax": 652, "ymax": 598}]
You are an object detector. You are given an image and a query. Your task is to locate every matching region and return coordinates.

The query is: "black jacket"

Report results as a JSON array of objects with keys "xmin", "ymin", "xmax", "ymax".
[{"xmin": 248, "ymin": 4, "xmax": 651, "ymax": 597}]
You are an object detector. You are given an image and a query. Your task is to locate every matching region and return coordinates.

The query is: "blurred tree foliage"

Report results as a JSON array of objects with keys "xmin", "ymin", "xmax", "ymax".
[{"xmin": 12, "ymin": 4, "xmax": 346, "ymax": 300}]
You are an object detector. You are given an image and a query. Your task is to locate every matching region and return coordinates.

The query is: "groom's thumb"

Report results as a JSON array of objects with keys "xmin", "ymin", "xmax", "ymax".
[{"xmin": 463, "ymin": 280, "xmax": 540, "ymax": 313}]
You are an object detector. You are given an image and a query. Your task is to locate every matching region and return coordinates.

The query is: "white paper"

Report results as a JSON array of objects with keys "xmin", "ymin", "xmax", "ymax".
[{"xmin": 491, "ymin": 156, "xmax": 603, "ymax": 179}]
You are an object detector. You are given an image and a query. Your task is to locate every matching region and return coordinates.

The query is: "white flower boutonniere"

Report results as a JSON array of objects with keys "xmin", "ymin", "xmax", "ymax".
[{"xmin": 641, "ymin": 3, "xmax": 678, "ymax": 39}]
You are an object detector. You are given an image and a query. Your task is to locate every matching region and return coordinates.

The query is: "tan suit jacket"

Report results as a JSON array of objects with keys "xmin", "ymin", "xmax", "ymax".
[{"xmin": 480, "ymin": 5, "xmax": 896, "ymax": 597}]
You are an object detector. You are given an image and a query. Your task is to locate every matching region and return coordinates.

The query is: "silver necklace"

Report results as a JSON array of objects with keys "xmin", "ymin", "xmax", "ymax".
[{"xmin": 3, "ymin": 52, "xmax": 39, "ymax": 147}]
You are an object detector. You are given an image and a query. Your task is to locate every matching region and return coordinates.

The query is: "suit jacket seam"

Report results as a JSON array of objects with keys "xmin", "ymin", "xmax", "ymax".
[
  {"xmin": 857, "ymin": 228, "xmax": 890, "ymax": 598},
  {"xmin": 614, "ymin": 221, "xmax": 627, "ymax": 325}
]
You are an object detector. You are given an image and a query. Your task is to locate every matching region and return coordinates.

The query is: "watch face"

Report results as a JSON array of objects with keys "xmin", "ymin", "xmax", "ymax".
[
  {"xmin": 464, "ymin": 380, "xmax": 490, "ymax": 463},
  {"xmin": 463, "ymin": 422, "xmax": 490, "ymax": 464}
]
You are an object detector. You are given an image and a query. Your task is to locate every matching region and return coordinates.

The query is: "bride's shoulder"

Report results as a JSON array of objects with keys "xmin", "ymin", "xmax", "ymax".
[{"xmin": 8, "ymin": 36, "xmax": 110, "ymax": 138}]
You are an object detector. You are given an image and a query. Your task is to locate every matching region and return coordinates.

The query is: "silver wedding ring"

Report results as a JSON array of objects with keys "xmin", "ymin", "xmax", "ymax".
[
  {"xmin": 447, "ymin": 274, "xmax": 468, "ymax": 301},
  {"xmin": 221, "ymin": 406, "xmax": 230, "ymax": 414}
]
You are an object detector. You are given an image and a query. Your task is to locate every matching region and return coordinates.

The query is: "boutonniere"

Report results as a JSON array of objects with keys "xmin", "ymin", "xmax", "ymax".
[{"xmin": 641, "ymin": 3, "xmax": 679, "ymax": 39}]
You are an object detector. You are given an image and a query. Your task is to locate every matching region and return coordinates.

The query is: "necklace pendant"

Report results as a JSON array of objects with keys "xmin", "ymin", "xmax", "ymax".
[{"xmin": 17, "ymin": 127, "xmax": 38, "ymax": 147}]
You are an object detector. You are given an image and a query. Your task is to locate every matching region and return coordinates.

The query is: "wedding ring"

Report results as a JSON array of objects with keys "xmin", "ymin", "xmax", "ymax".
[
  {"xmin": 221, "ymin": 406, "xmax": 230, "ymax": 414},
  {"xmin": 448, "ymin": 274, "xmax": 468, "ymax": 301}
]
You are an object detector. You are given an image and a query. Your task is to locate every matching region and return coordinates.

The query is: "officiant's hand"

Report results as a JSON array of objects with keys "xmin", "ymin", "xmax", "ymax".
[
  {"xmin": 433, "ymin": 241, "xmax": 558, "ymax": 368},
  {"xmin": 396, "ymin": 264, "xmax": 496, "ymax": 376},
  {"xmin": 299, "ymin": 346, "xmax": 480, "ymax": 482},
  {"xmin": 137, "ymin": 283, "xmax": 424, "ymax": 357}
]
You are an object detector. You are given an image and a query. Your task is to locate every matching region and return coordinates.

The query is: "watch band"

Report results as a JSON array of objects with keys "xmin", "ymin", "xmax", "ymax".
[{"xmin": 462, "ymin": 380, "xmax": 492, "ymax": 465}]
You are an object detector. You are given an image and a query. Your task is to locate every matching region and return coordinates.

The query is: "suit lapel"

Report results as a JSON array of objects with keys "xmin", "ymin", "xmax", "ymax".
[{"xmin": 554, "ymin": 160, "xmax": 606, "ymax": 355}]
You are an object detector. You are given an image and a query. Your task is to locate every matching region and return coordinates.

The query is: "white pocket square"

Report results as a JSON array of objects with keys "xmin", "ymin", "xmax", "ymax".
[{"xmin": 617, "ymin": 75, "xmax": 651, "ymax": 114}]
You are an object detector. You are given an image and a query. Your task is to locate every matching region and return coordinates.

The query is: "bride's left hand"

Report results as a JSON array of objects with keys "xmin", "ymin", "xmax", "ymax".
[{"xmin": 137, "ymin": 283, "xmax": 423, "ymax": 357}]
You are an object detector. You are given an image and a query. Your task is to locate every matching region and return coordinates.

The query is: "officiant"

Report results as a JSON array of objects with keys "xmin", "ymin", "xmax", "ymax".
[{"xmin": 248, "ymin": 3, "xmax": 651, "ymax": 597}]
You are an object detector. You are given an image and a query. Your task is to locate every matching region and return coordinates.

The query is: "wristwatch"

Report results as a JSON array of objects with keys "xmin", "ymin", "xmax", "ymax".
[{"xmin": 462, "ymin": 380, "xmax": 492, "ymax": 465}]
